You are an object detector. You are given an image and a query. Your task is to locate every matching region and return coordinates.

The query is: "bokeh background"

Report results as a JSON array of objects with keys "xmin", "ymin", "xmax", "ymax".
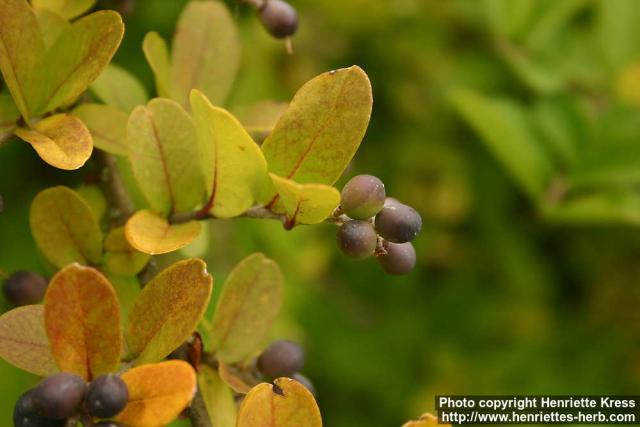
[{"xmin": 2, "ymin": 0, "xmax": 640, "ymax": 426}]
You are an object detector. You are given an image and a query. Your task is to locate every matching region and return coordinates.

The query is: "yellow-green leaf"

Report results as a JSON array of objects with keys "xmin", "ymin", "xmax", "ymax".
[
  {"xmin": 191, "ymin": 91, "xmax": 268, "ymax": 218},
  {"xmin": 104, "ymin": 227, "xmax": 150, "ymax": 276},
  {"xmin": 30, "ymin": 186, "xmax": 103, "ymax": 268},
  {"xmin": 32, "ymin": 0, "xmax": 96, "ymax": 19},
  {"xmin": 44, "ymin": 264, "xmax": 122, "ymax": 380},
  {"xmin": 127, "ymin": 258, "xmax": 213, "ymax": 364},
  {"xmin": 269, "ymin": 174, "xmax": 340, "ymax": 227},
  {"xmin": 171, "ymin": 0, "xmax": 240, "ymax": 107},
  {"xmin": 116, "ymin": 360, "xmax": 197, "ymax": 427},
  {"xmin": 237, "ymin": 378, "xmax": 322, "ymax": 427},
  {"xmin": 35, "ymin": 9, "xmax": 69, "ymax": 49},
  {"xmin": 76, "ymin": 183, "xmax": 107, "ymax": 222},
  {"xmin": 260, "ymin": 66, "xmax": 372, "ymax": 202},
  {"xmin": 199, "ymin": 365, "xmax": 237, "ymax": 427},
  {"xmin": 0, "ymin": 0, "xmax": 46, "ymax": 121},
  {"xmin": 15, "ymin": 113, "xmax": 93, "ymax": 170},
  {"xmin": 210, "ymin": 253, "xmax": 283, "ymax": 364},
  {"xmin": 73, "ymin": 103, "xmax": 128, "ymax": 156},
  {"xmin": 39, "ymin": 10, "xmax": 124, "ymax": 113},
  {"xmin": 143, "ymin": 32, "xmax": 172, "ymax": 99},
  {"xmin": 91, "ymin": 63, "xmax": 148, "ymax": 113},
  {"xmin": 402, "ymin": 413, "xmax": 450, "ymax": 427},
  {"xmin": 218, "ymin": 361, "xmax": 255, "ymax": 394},
  {"xmin": 107, "ymin": 274, "xmax": 140, "ymax": 333},
  {"xmin": 125, "ymin": 210, "xmax": 201, "ymax": 255},
  {"xmin": 128, "ymin": 98, "xmax": 204, "ymax": 215},
  {"xmin": 0, "ymin": 93, "xmax": 20, "ymax": 139},
  {"xmin": 238, "ymin": 100, "xmax": 289, "ymax": 143},
  {"xmin": 0, "ymin": 305, "xmax": 58, "ymax": 377}
]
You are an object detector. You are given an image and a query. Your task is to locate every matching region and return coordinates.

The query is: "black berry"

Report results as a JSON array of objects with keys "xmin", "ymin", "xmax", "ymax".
[
  {"xmin": 336, "ymin": 220, "xmax": 377, "ymax": 260},
  {"xmin": 258, "ymin": 0, "xmax": 299, "ymax": 38},
  {"xmin": 292, "ymin": 373, "xmax": 316, "ymax": 396},
  {"xmin": 377, "ymin": 241, "xmax": 416, "ymax": 275},
  {"xmin": 340, "ymin": 175, "xmax": 386, "ymax": 220},
  {"xmin": 374, "ymin": 202, "xmax": 422, "ymax": 243},
  {"xmin": 3, "ymin": 271, "xmax": 47, "ymax": 306},
  {"xmin": 14, "ymin": 391, "xmax": 65, "ymax": 427},
  {"xmin": 86, "ymin": 374, "xmax": 129, "ymax": 418},
  {"xmin": 31, "ymin": 373, "xmax": 86, "ymax": 419},
  {"xmin": 93, "ymin": 422, "xmax": 127, "ymax": 427},
  {"xmin": 258, "ymin": 340, "xmax": 305, "ymax": 378}
]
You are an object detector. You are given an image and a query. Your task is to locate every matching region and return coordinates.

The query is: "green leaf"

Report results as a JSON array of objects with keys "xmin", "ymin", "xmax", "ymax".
[
  {"xmin": 544, "ymin": 191, "xmax": 640, "ymax": 226},
  {"xmin": 31, "ymin": 0, "xmax": 96, "ymax": 19},
  {"xmin": 127, "ymin": 258, "xmax": 213, "ymax": 365},
  {"xmin": 270, "ymin": 174, "xmax": 341, "ymax": 227},
  {"xmin": 76, "ymin": 183, "xmax": 107, "ymax": 222},
  {"xmin": 104, "ymin": 227, "xmax": 151, "ymax": 276},
  {"xmin": 125, "ymin": 210, "xmax": 201, "ymax": 255},
  {"xmin": 199, "ymin": 366, "xmax": 237, "ymax": 427},
  {"xmin": 39, "ymin": 10, "xmax": 124, "ymax": 113},
  {"xmin": 35, "ymin": 9, "xmax": 69, "ymax": 49},
  {"xmin": 0, "ymin": 305, "xmax": 58, "ymax": 377},
  {"xmin": 595, "ymin": 0, "xmax": 640, "ymax": 72},
  {"xmin": 91, "ymin": 63, "xmax": 148, "ymax": 113},
  {"xmin": 482, "ymin": 0, "xmax": 537, "ymax": 38},
  {"xmin": 210, "ymin": 253, "xmax": 283, "ymax": 364},
  {"xmin": 260, "ymin": 66, "xmax": 372, "ymax": 203},
  {"xmin": 525, "ymin": 0, "xmax": 592, "ymax": 51},
  {"xmin": 107, "ymin": 274, "xmax": 140, "ymax": 332},
  {"xmin": 0, "ymin": 93, "xmax": 20, "ymax": 139},
  {"xmin": 73, "ymin": 103, "xmax": 128, "ymax": 156},
  {"xmin": 30, "ymin": 186, "xmax": 103, "ymax": 268},
  {"xmin": 0, "ymin": 0, "xmax": 46, "ymax": 121},
  {"xmin": 496, "ymin": 40, "xmax": 564, "ymax": 95},
  {"xmin": 128, "ymin": 98, "xmax": 205, "ymax": 215},
  {"xmin": 449, "ymin": 88, "xmax": 552, "ymax": 201},
  {"xmin": 45, "ymin": 264, "xmax": 122, "ymax": 380},
  {"xmin": 171, "ymin": 0, "xmax": 240, "ymax": 107},
  {"xmin": 191, "ymin": 90, "xmax": 268, "ymax": 218},
  {"xmin": 143, "ymin": 32, "xmax": 172, "ymax": 99},
  {"xmin": 237, "ymin": 100, "xmax": 289, "ymax": 144}
]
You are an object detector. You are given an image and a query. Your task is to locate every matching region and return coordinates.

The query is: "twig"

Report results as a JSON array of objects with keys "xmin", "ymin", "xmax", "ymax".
[
  {"xmin": 98, "ymin": 151, "xmax": 135, "ymax": 227},
  {"xmin": 189, "ymin": 387, "xmax": 213, "ymax": 427}
]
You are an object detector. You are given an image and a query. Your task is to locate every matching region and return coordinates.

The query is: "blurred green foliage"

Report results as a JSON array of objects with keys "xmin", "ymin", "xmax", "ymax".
[{"xmin": 3, "ymin": 0, "xmax": 640, "ymax": 426}]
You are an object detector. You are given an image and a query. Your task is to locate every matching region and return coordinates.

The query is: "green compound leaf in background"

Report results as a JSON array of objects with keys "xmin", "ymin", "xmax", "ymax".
[
  {"xmin": 270, "ymin": 174, "xmax": 340, "ymax": 227},
  {"xmin": 191, "ymin": 90, "xmax": 268, "ymax": 218},
  {"xmin": 30, "ymin": 186, "xmax": 103, "ymax": 268},
  {"xmin": 128, "ymin": 98, "xmax": 204, "ymax": 215},
  {"xmin": 34, "ymin": 9, "xmax": 69, "ymax": 49},
  {"xmin": 91, "ymin": 63, "xmax": 149, "ymax": 113},
  {"xmin": 73, "ymin": 103, "xmax": 128, "ymax": 156},
  {"xmin": 544, "ymin": 191, "xmax": 640, "ymax": 226},
  {"xmin": 44, "ymin": 264, "xmax": 122, "ymax": 380},
  {"xmin": 0, "ymin": 305, "xmax": 58, "ymax": 377},
  {"xmin": 259, "ymin": 66, "xmax": 372, "ymax": 203},
  {"xmin": 143, "ymin": 32, "xmax": 172, "ymax": 99},
  {"xmin": 210, "ymin": 253, "xmax": 283, "ymax": 364},
  {"xmin": 127, "ymin": 259, "xmax": 213, "ymax": 365},
  {"xmin": 31, "ymin": 0, "xmax": 96, "ymax": 20},
  {"xmin": 103, "ymin": 227, "xmax": 151, "ymax": 276},
  {"xmin": 199, "ymin": 365, "xmax": 237, "ymax": 427}
]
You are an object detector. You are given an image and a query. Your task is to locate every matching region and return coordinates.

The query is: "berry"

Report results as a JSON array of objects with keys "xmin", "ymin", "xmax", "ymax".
[
  {"xmin": 374, "ymin": 202, "xmax": 422, "ymax": 243},
  {"xmin": 3, "ymin": 271, "xmax": 47, "ymax": 306},
  {"xmin": 31, "ymin": 373, "xmax": 86, "ymax": 419},
  {"xmin": 86, "ymin": 374, "xmax": 129, "ymax": 418},
  {"xmin": 93, "ymin": 423, "xmax": 126, "ymax": 427},
  {"xmin": 336, "ymin": 220, "xmax": 378, "ymax": 260},
  {"xmin": 258, "ymin": 340, "xmax": 305, "ymax": 378},
  {"xmin": 13, "ymin": 392, "xmax": 65, "ymax": 427},
  {"xmin": 292, "ymin": 373, "xmax": 316, "ymax": 396},
  {"xmin": 377, "ymin": 242, "xmax": 416, "ymax": 275},
  {"xmin": 340, "ymin": 175, "xmax": 386, "ymax": 220},
  {"xmin": 258, "ymin": 0, "xmax": 299, "ymax": 38}
]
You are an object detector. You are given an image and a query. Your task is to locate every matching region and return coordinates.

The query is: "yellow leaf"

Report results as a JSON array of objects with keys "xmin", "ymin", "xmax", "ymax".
[
  {"xmin": 44, "ymin": 264, "xmax": 122, "ymax": 380},
  {"xmin": 125, "ymin": 210, "xmax": 201, "ymax": 255},
  {"xmin": 191, "ymin": 91, "xmax": 268, "ymax": 218},
  {"xmin": 402, "ymin": 413, "xmax": 450, "ymax": 427},
  {"xmin": 30, "ymin": 186, "xmax": 103, "ymax": 268},
  {"xmin": 199, "ymin": 365, "xmax": 237, "ymax": 427},
  {"xmin": 35, "ymin": 9, "xmax": 69, "ymax": 49},
  {"xmin": 15, "ymin": 114, "xmax": 93, "ymax": 170},
  {"xmin": 143, "ymin": 32, "xmax": 172, "ymax": 99},
  {"xmin": 116, "ymin": 360, "xmax": 197, "ymax": 427},
  {"xmin": 73, "ymin": 103, "xmax": 128, "ymax": 156},
  {"xmin": 237, "ymin": 378, "xmax": 322, "ymax": 427},
  {"xmin": 31, "ymin": 0, "xmax": 96, "ymax": 19},
  {"xmin": 127, "ymin": 258, "xmax": 213, "ymax": 365},
  {"xmin": 104, "ymin": 227, "xmax": 151, "ymax": 276},
  {"xmin": 269, "ymin": 174, "xmax": 340, "ymax": 227}
]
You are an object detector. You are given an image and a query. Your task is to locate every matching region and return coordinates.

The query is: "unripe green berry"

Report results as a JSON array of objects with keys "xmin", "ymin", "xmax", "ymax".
[
  {"xmin": 340, "ymin": 175, "xmax": 386, "ymax": 220},
  {"xmin": 31, "ymin": 373, "xmax": 86, "ymax": 419},
  {"xmin": 377, "ymin": 242, "xmax": 416, "ymax": 275},
  {"xmin": 3, "ymin": 271, "xmax": 47, "ymax": 306},
  {"xmin": 86, "ymin": 374, "xmax": 129, "ymax": 418},
  {"xmin": 375, "ymin": 203, "xmax": 422, "ymax": 243},
  {"xmin": 336, "ymin": 220, "xmax": 378, "ymax": 260},
  {"xmin": 258, "ymin": 0, "xmax": 299, "ymax": 39}
]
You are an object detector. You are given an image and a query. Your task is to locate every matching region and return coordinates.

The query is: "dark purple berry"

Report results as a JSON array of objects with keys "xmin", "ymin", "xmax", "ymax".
[
  {"xmin": 258, "ymin": 0, "xmax": 299, "ymax": 38},
  {"xmin": 377, "ymin": 241, "xmax": 416, "ymax": 275},
  {"xmin": 86, "ymin": 374, "xmax": 129, "ymax": 418},
  {"xmin": 93, "ymin": 422, "xmax": 127, "ymax": 427},
  {"xmin": 31, "ymin": 373, "xmax": 86, "ymax": 419},
  {"xmin": 336, "ymin": 220, "xmax": 378, "ymax": 260},
  {"xmin": 3, "ymin": 271, "xmax": 47, "ymax": 306},
  {"xmin": 14, "ymin": 391, "xmax": 65, "ymax": 427},
  {"xmin": 340, "ymin": 175, "xmax": 386, "ymax": 220},
  {"xmin": 292, "ymin": 373, "xmax": 316, "ymax": 396},
  {"xmin": 258, "ymin": 340, "xmax": 304, "ymax": 378},
  {"xmin": 375, "ymin": 203, "xmax": 422, "ymax": 243}
]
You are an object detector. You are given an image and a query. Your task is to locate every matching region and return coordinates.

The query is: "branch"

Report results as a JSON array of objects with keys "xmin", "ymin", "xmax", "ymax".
[
  {"xmin": 189, "ymin": 387, "xmax": 213, "ymax": 427},
  {"xmin": 98, "ymin": 151, "xmax": 135, "ymax": 227}
]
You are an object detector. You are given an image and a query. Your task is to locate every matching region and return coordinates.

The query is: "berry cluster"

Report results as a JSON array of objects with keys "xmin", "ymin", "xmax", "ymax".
[
  {"xmin": 256, "ymin": 0, "xmax": 299, "ymax": 39},
  {"xmin": 337, "ymin": 175, "xmax": 422, "ymax": 275},
  {"xmin": 14, "ymin": 373, "xmax": 128, "ymax": 427},
  {"xmin": 3, "ymin": 271, "xmax": 48, "ymax": 306},
  {"xmin": 257, "ymin": 340, "xmax": 315, "ymax": 396}
]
